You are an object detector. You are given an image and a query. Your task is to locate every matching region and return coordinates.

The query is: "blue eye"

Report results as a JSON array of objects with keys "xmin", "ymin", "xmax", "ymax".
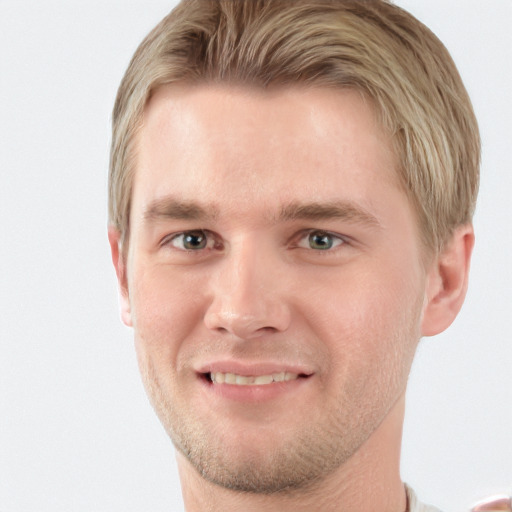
[
  {"xmin": 298, "ymin": 230, "xmax": 345, "ymax": 250},
  {"xmin": 170, "ymin": 230, "xmax": 212, "ymax": 250}
]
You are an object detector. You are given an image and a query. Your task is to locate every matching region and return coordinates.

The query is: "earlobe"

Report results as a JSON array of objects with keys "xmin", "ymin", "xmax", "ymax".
[
  {"xmin": 421, "ymin": 225, "xmax": 475, "ymax": 337},
  {"xmin": 108, "ymin": 226, "xmax": 133, "ymax": 327}
]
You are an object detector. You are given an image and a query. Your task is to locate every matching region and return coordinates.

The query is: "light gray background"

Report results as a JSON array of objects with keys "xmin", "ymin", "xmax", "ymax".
[{"xmin": 1, "ymin": 1, "xmax": 511, "ymax": 511}]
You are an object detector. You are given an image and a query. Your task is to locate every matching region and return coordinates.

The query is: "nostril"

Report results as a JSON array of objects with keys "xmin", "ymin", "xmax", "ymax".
[
  {"xmin": 203, "ymin": 300, "xmax": 292, "ymax": 338},
  {"xmin": 257, "ymin": 326, "xmax": 278, "ymax": 334}
]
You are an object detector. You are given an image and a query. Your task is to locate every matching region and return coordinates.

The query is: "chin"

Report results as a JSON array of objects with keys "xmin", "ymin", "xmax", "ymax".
[{"xmin": 167, "ymin": 412, "xmax": 358, "ymax": 495}]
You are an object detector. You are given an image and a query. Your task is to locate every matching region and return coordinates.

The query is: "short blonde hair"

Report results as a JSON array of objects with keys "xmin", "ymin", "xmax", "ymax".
[{"xmin": 109, "ymin": 0, "xmax": 480, "ymax": 252}]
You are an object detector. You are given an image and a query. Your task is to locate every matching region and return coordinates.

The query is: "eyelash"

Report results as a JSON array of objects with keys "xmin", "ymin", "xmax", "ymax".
[
  {"xmin": 294, "ymin": 230, "xmax": 347, "ymax": 252},
  {"xmin": 162, "ymin": 230, "xmax": 221, "ymax": 252},
  {"xmin": 161, "ymin": 229, "xmax": 349, "ymax": 254}
]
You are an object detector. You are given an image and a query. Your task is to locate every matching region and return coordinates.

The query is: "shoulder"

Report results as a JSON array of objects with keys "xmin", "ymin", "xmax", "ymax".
[{"xmin": 406, "ymin": 484, "xmax": 443, "ymax": 512}]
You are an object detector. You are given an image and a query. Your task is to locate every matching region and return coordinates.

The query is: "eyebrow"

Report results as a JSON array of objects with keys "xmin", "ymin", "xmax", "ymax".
[
  {"xmin": 143, "ymin": 197, "xmax": 218, "ymax": 222},
  {"xmin": 142, "ymin": 196, "xmax": 380, "ymax": 229},
  {"xmin": 277, "ymin": 201, "xmax": 381, "ymax": 228}
]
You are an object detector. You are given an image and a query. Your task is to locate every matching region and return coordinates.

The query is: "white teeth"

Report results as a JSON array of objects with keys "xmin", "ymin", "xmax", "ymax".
[
  {"xmin": 236, "ymin": 375, "xmax": 252, "ymax": 385},
  {"xmin": 272, "ymin": 372, "xmax": 285, "ymax": 382},
  {"xmin": 253, "ymin": 374, "xmax": 273, "ymax": 385},
  {"xmin": 224, "ymin": 373, "xmax": 236, "ymax": 384},
  {"xmin": 209, "ymin": 371, "xmax": 300, "ymax": 385}
]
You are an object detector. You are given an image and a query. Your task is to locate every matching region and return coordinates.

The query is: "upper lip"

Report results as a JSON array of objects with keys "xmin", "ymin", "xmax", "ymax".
[{"xmin": 196, "ymin": 360, "xmax": 314, "ymax": 377}]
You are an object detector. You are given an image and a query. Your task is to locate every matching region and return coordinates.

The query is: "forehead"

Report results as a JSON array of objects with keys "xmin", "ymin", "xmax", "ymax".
[{"xmin": 132, "ymin": 84, "xmax": 403, "ymax": 224}]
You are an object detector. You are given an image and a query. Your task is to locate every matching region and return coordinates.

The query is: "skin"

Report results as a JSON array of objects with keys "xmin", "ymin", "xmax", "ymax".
[{"xmin": 109, "ymin": 85, "xmax": 474, "ymax": 511}]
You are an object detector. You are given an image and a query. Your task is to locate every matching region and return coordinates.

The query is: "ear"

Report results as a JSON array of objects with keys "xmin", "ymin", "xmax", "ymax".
[
  {"xmin": 421, "ymin": 224, "xmax": 475, "ymax": 337},
  {"xmin": 108, "ymin": 226, "xmax": 132, "ymax": 327}
]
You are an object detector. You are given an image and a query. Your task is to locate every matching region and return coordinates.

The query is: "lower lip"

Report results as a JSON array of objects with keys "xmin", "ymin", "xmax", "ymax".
[{"xmin": 198, "ymin": 374, "xmax": 311, "ymax": 403}]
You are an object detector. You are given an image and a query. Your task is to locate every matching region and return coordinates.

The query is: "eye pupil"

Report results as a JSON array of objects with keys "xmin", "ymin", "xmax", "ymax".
[
  {"xmin": 309, "ymin": 232, "xmax": 333, "ymax": 250},
  {"xmin": 183, "ymin": 231, "xmax": 207, "ymax": 250}
]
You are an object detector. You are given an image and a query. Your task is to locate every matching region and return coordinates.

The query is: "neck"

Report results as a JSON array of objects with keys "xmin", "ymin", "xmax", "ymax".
[{"xmin": 177, "ymin": 394, "xmax": 407, "ymax": 512}]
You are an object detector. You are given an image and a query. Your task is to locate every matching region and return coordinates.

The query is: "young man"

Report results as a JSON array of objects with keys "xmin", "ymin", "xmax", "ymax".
[{"xmin": 108, "ymin": 1, "xmax": 480, "ymax": 510}]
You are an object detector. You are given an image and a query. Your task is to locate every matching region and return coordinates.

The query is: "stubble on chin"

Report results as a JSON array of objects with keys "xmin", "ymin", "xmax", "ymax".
[
  {"xmin": 133, "ymin": 299, "xmax": 421, "ymax": 496},
  {"xmin": 137, "ymin": 351, "xmax": 366, "ymax": 495}
]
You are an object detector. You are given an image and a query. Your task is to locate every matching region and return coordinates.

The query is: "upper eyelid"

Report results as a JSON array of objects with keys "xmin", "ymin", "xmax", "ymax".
[
  {"xmin": 158, "ymin": 228, "xmax": 351, "ymax": 248},
  {"xmin": 294, "ymin": 229, "xmax": 350, "ymax": 244},
  {"xmin": 160, "ymin": 229, "xmax": 208, "ymax": 245},
  {"xmin": 161, "ymin": 229, "xmax": 221, "ymax": 251}
]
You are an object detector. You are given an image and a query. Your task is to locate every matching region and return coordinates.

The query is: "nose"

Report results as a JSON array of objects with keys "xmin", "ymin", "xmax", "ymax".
[{"xmin": 203, "ymin": 239, "xmax": 292, "ymax": 339}]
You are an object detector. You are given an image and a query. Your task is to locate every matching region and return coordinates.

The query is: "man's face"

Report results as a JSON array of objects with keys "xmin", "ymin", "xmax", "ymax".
[{"xmin": 120, "ymin": 85, "xmax": 429, "ymax": 492}]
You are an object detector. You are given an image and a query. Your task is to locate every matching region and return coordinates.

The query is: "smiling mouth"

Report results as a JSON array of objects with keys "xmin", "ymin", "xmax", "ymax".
[{"xmin": 204, "ymin": 371, "xmax": 309, "ymax": 386}]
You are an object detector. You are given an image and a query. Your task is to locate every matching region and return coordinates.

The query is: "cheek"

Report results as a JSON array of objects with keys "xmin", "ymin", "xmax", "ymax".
[
  {"xmin": 129, "ymin": 265, "xmax": 206, "ymax": 362},
  {"xmin": 308, "ymin": 264, "xmax": 423, "ymax": 379}
]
